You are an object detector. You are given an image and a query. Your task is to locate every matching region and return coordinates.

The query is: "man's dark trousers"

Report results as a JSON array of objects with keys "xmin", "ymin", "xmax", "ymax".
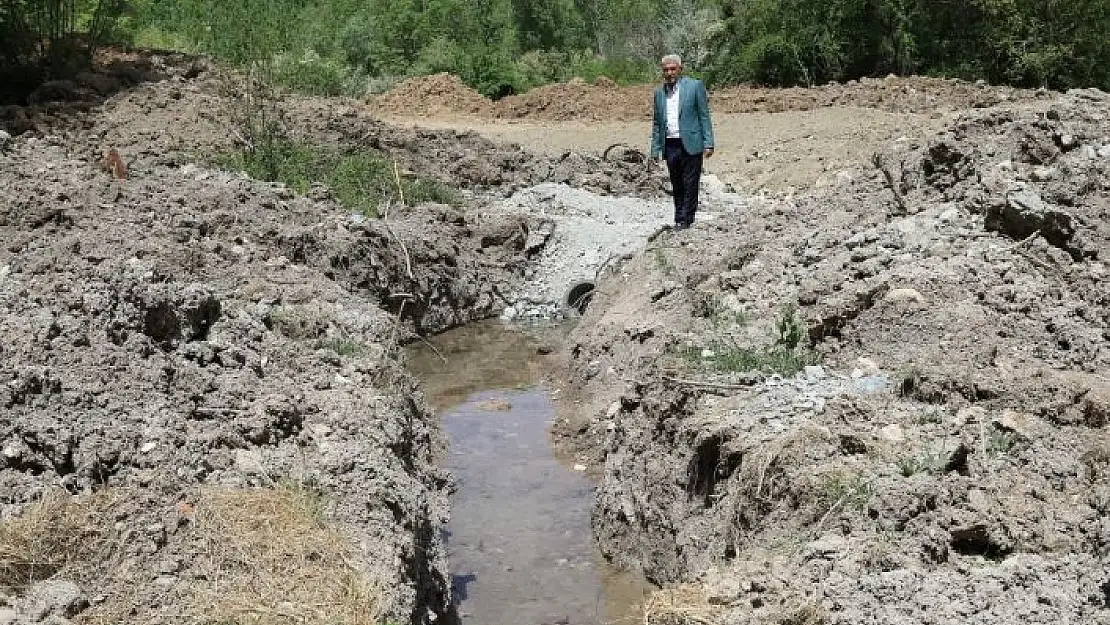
[{"xmin": 664, "ymin": 137, "xmax": 703, "ymax": 227}]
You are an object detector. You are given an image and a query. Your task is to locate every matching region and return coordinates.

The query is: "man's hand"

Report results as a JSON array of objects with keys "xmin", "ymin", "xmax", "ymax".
[{"xmin": 704, "ymin": 148, "xmax": 714, "ymax": 158}]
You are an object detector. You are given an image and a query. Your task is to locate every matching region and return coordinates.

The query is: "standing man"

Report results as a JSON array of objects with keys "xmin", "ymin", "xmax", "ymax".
[{"xmin": 650, "ymin": 54, "xmax": 715, "ymax": 229}]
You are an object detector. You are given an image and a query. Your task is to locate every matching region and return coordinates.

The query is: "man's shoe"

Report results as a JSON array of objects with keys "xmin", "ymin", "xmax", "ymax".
[{"xmin": 674, "ymin": 223, "xmax": 689, "ymax": 230}]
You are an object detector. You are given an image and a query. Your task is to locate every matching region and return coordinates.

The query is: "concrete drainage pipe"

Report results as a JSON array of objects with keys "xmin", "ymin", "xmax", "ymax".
[{"xmin": 564, "ymin": 281, "xmax": 596, "ymax": 316}]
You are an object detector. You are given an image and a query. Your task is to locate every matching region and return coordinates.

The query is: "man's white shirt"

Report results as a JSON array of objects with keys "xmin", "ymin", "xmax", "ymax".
[{"xmin": 665, "ymin": 83, "xmax": 681, "ymax": 139}]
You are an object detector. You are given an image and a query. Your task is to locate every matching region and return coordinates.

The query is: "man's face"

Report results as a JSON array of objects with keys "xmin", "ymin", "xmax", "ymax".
[{"xmin": 661, "ymin": 61, "xmax": 681, "ymax": 85}]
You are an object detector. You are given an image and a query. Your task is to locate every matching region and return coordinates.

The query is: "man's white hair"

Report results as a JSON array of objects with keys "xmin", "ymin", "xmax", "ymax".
[{"xmin": 661, "ymin": 54, "xmax": 682, "ymax": 67}]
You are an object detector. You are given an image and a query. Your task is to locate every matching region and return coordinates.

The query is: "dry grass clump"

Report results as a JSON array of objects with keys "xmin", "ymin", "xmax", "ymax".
[
  {"xmin": 187, "ymin": 485, "xmax": 388, "ymax": 625},
  {"xmin": 0, "ymin": 488, "xmax": 121, "ymax": 594},
  {"xmin": 0, "ymin": 485, "xmax": 386, "ymax": 625},
  {"xmin": 643, "ymin": 585, "xmax": 718, "ymax": 625},
  {"xmin": 643, "ymin": 583, "xmax": 825, "ymax": 625}
]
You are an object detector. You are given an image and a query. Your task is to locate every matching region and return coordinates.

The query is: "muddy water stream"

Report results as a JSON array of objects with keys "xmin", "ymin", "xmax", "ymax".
[{"xmin": 406, "ymin": 321, "xmax": 650, "ymax": 625}]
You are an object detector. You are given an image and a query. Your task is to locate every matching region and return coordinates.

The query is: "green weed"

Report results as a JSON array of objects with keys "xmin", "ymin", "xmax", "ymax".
[
  {"xmin": 817, "ymin": 472, "xmax": 872, "ymax": 512},
  {"xmin": 653, "ymin": 248, "xmax": 674, "ymax": 276},
  {"xmin": 896, "ymin": 449, "xmax": 946, "ymax": 477},
  {"xmin": 217, "ymin": 138, "xmax": 460, "ymax": 216},
  {"xmin": 319, "ymin": 336, "xmax": 366, "ymax": 357},
  {"xmin": 677, "ymin": 343, "xmax": 819, "ymax": 377},
  {"xmin": 986, "ymin": 429, "xmax": 1020, "ymax": 457},
  {"xmin": 774, "ymin": 302, "xmax": 805, "ymax": 350}
]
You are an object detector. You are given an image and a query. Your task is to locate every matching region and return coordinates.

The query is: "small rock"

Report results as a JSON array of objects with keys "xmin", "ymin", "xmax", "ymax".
[
  {"xmin": 536, "ymin": 344, "xmax": 554, "ymax": 355},
  {"xmin": 884, "ymin": 288, "xmax": 925, "ymax": 304},
  {"xmin": 1080, "ymin": 145, "xmax": 1098, "ymax": 160},
  {"xmin": 993, "ymin": 409, "xmax": 1033, "ymax": 437},
  {"xmin": 879, "ymin": 424, "xmax": 905, "ymax": 442},
  {"xmin": 803, "ymin": 365, "xmax": 826, "ymax": 381},
  {"xmin": 234, "ymin": 449, "xmax": 265, "ymax": 474},
  {"xmin": 2, "ymin": 443, "xmax": 21, "ymax": 461},
  {"xmin": 1030, "ymin": 166, "xmax": 1058, "ymax": 181},
  {"xmin": 499, "ymin": 306, "xmax": 517, "ymax": 321},
  {"xmin": 804, "ymin": 534, "xmax": 848, "ymax": 560},
  {"xmin": 605, "ymin": 401, "xmax": 621, "ymax": 419},
  {"xmin": 572, "ymin": 464, "xmax": 587, "ymax": 472},
  {"xmin": 851, "ymin": 357, "xmax": 880, "ymax": 378},
  {"xmin": 967, "ymin": 489, "xmax": 991, "ymax": 513},
  {"xmin": 1098, "ymin": 145, "xmax": 1110, "ymax": 159},
  {"xmin": 0, "ymin": 608, "xmax": 17, "ymax": 625},
  {"xmin": 139, "ymin": 442, "xmax": 158, "ymax": 453},
  {"xmin": 1058, "ymin": 134, "xmax": 1078, "ymax": 150}
]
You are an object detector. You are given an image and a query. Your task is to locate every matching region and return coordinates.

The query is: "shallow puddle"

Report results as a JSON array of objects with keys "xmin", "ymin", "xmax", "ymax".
[{"xmin": 407, "ymin": 321, "xmax": 650, "ymax": 625}]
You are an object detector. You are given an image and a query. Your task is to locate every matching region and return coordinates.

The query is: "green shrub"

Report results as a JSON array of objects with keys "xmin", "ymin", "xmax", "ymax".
[{"xmin": 272, "ymin": 50, "xmax": 362, "ymax": 97}]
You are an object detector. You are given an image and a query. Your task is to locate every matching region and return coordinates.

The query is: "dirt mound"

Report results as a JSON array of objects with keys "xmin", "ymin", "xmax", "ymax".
[
  {"xmin": 372, "ymin": 74, "xmax": 1049, "ymax": 123},
  {"xmin": 712, "ymin": 75, "xmax": 1047, "ymax": 115},
  {"xmin": 559, "ymin": 89, "xmax": 1110, "ymax": 622},
  {"xmin": 370, "ymin": 73, "xmax": 493, "ymax": 117},
  {"xmin": 496, "ymin": 79, "xmax": 652, "ymax": 122}
]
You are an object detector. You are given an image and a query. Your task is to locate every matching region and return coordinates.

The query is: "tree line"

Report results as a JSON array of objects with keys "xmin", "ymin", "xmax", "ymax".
[{"xmin": 2, "ymin": 0, "xmax": 1108, "ymax": 103}]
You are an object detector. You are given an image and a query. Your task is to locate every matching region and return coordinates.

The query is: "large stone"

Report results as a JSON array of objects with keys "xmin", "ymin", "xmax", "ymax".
[{"xmin": 986, "ymin": 189, "xmax": 1090, "ymax": 259}]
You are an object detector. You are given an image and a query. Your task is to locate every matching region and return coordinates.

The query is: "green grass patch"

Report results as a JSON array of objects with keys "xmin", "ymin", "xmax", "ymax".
[
  {"xmin": 677, "ymin": 343, "xmax": 819, "ymax": 377},
  {"xmin": 319, "ymin": 336, "xmax": 366, "ymax": 356},
  {"xmin": 217, "ymin": 138, "xmax": 461, "ymax": 215}
]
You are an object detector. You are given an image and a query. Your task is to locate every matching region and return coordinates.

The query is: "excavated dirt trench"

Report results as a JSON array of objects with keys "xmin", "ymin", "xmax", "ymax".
[{"xmin": 4, "ymin": 54, "xmax": 1109, "ymax": 625}]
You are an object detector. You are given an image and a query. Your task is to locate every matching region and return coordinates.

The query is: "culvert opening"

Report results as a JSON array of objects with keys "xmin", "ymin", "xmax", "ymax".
[{"xmin": 565, "ymin": 281, "xmax": 596, "ymax": 315}]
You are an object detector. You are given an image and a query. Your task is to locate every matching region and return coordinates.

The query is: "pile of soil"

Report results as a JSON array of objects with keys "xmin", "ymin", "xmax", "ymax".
[
  {"xmin": 370, "ymin": 73, "xmax": 494, "ymax": 117},
  {"xmin": 711, "ymin": 75, "xmax": 1045, "ymax": 115},
  {"xmin": 559, "ymin": 88, "xmax": 1110, "ymax": 623},
  {"xmin": 372, "ymin": 73, "xmax": 1049, "ymax": 123},
  {"xmin": 495, "ymin": 78, "xmax": 653, "ymax": 122}
]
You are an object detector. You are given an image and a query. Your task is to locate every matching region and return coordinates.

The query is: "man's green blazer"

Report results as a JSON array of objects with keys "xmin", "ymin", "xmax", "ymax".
[{"xmin": 650, "ymin": 76, "xmax": 715, "ymax": 158}]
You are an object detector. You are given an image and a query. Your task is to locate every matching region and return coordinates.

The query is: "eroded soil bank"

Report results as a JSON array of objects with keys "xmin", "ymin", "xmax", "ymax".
[{"xmin": 558, "ymin": 89, "xmax": 1110, "ymax": 623}]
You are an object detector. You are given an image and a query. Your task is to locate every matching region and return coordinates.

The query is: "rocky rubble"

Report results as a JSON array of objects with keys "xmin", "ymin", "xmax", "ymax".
[{"xmin": 560, "ymin": 89, "xmax": 1110, "ymax": 624}]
